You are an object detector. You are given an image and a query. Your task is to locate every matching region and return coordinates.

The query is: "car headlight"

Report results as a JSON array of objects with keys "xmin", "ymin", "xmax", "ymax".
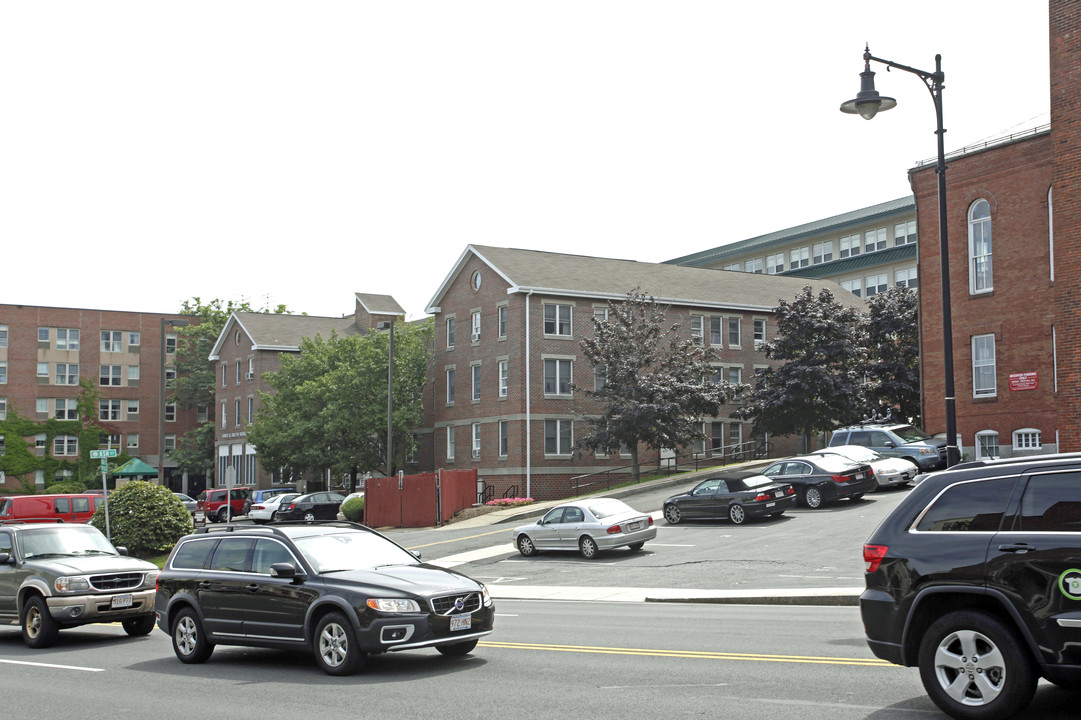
[
  {"xmin": 918, "ymin": 447, "xmax": 935, "ymax": 455},
  {"xmin": 55, "ymin": 576, "xmax": 90, "ymax": 593},
  {"xmin": 480, "ymin": 583, "xmax": 492, "ymax": 607},
  {"xmin": 366, "ymin": 598, "xmax": 421, "ymax": 613},
  {"xmin": 143, "ymin": 571, "xmax": 159, "ymax": 588}
]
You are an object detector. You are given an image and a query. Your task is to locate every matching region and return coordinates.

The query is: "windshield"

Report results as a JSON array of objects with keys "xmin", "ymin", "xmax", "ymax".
[
  {"xmin": 19, "ymin": 526, "xmax": 117, "ymax": 559},
  {"xmin": 586, "ymin": 499, "xmax": 634, "ymax": 519},
  {"xmin": 291, "ymin": 530, "xmax": 418, "ymax": 573},
  {"xmin": 892, "ymin": 425, "xmax": 931, "ymax": 442}
]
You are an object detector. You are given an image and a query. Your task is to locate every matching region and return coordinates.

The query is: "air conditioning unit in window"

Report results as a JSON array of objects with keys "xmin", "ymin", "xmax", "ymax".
[
  {"xmin": 472, "ymin": 448, "xmax": 480, "ymax": 458},
  {"xmin": 471, "ymin": 332, "xmax": 481, "ymax": 343},
  {"xmin": 245, "ymin": 372, "xmax": 255, "ymax": 381},
  {"xmin": 692, "ymin": 336, "xmax": 704, "ymax": 346}
]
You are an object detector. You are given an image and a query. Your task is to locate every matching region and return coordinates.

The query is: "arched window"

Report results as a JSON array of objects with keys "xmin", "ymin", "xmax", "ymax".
[{"xmin": 969, "ymin": 199, "xmax": 992, "ymax": 293}]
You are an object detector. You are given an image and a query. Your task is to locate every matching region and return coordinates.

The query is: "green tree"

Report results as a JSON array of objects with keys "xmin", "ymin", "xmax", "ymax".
[
  {"xmin": 246, "ymin": 319, "xmax": 433, "ymax": 488},
  {"xmin": 89, "ymin": 481, "xmax": 193, "ymax": 555},
  {"xmin": 862, "ymin": 286, "xmax": 921, "ymax": 425},
  {"xmin": 576, "ymin": 290, "xmax": 739, "ymax": 482},
  {"xmin": 739, "ymin": 286, "xmax": 866, "ymax": 445}
]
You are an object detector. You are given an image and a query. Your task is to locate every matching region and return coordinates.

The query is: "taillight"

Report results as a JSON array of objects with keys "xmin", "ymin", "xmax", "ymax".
[
  {"xmin": 647, "ymin": 516, "xmax": 654, "ymax": 526},
  {"xmin": 606, "ymin": 524, "xmax": 621, "ymax": 534},
  {"xmin": 864, "ymin": 544, "xmax": 888, "ymax": 572},
  {"xmin": 786, "ymin": 487, "xmax": 795, "ymax": 495},
  {"xmin": 831, "ymin": 474, "xmax": 848, "ymax": 483},
  {"xmin": 287, "ymin": 503, "xmax": 297, "ymax": 510},
  {"xmin": 754, "ymin": 493, "xmax": 771, "ymax": 502},
  {"xmin": 252, "ymin": 505, "xmax": 264, "ymax": 511}
]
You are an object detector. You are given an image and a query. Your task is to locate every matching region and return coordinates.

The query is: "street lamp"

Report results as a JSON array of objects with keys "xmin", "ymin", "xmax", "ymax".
[
  {"xmin": 158, "ymin": 317, "xmax": 189, "ymax": 485},
  {"xmin": 376, "ymin": 321, "xmax": 395, "ymax": 478},
  {"xmin": 841, "ymin": 45, "xmax": 958, "ymax": 467}
]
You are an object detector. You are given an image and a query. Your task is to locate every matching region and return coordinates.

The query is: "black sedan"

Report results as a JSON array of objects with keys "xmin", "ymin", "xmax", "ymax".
[
  {"xmin": 275, "ymin": 492, "xmax": 347, "ymax": 523},
  {"xmin": 662, "ymin": 470, "xmax": 796, "ymax": 525},
  {"xmin": 761, "ymin": 454, "xmax": 877, "ymax": 508}
]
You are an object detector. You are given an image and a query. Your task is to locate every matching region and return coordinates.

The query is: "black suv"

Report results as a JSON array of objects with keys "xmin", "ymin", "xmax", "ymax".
[
  {"xmin": 154, "ymin": 522, "xmax": 494, "ymax": 675},
  {"xmin": 861, "ymin": 453, "xmax": 1081, "ymax": 719}
]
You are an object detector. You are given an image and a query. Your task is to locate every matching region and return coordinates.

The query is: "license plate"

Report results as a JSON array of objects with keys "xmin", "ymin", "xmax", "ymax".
[
  {"xmin": 627, "ymin": 521, "xmax": 641, "ymax": 531},
  {"xmin": 854, "ymin": 473, "xmax": 865, "ymax": 480},
  {"xmin": 766, "ymin": 502, "xmax": 776, "ymax": 508},
  {"xmin": 111, "ymin": 594, "xmax": 133, "ymax": 609},
  {"xmin": 774, "ymin": 491, "xmax": 783, "ymax": 498},
  {"xmin": 450, "ymin": 614, "xmax": 471, "ymax": 632}
]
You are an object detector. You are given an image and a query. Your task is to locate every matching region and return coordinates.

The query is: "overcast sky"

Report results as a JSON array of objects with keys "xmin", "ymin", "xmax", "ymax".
[{"xmin": 1, "ymin": 2, "xmax": 1051, "ymax": 320}]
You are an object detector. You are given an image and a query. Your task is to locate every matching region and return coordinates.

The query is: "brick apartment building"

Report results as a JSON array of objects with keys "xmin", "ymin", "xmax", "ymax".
[{"xmin": 0, "ymin": 304, "xmax": 200, "ymax": 493}]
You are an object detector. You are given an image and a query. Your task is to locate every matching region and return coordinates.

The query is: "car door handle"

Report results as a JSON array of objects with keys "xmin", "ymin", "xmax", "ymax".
[
  {"xmin": 198, "ymin": 581, "xmax": 212, "ymax": 589},
  {"xmin": 998, "ymin": 543, "xmax": 1037, "ymax": 554},
  {"xmin": 246, "ymin": 584, "xmax": 260, "ymax": 593}
]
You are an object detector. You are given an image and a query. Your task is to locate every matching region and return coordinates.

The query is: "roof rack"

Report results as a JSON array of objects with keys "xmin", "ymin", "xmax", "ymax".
[{"xmin": 191, "ymin": 520, "xmax": 370, "ymax": 538}]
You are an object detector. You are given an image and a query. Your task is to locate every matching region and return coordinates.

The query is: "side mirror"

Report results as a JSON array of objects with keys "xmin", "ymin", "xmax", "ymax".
[
  {"xmin": 883, "ymin": 442, "xmax": 896, "ymax": 448},
  {"xmin": 0, "ymin": 553, "xmax": 11, "ymax": 565},
  {"xmin": 411, "ymin": 550, "xmax": 422, "ymax": 560},
  {"xmin": 116, "ymin": 547, "xmax": 129, "ymax": 556},
  {"xmin": 270, "ymin": 562, "xmax": 300, "ymax": 580}
]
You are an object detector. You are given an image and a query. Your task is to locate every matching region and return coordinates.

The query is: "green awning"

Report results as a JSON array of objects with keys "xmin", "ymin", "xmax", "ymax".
[{"xmin": 112, "ymin": 458, "xmax": 158, "ymax": 476}]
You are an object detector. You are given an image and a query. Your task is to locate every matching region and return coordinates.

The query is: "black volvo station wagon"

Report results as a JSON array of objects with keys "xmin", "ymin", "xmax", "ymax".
[{"xmin": 154, "ymin": 522, "xmax": 494, "ymax": 675}]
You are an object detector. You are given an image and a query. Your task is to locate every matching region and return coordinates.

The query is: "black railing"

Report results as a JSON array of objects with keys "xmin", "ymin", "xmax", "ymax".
[{"xmin": 502, "ymin": 484, "xmax": 520, "ymax": 499}]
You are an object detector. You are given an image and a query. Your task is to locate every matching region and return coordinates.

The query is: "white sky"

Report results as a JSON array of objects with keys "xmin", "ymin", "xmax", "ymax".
[{"xmin": 2, "ymin": 2, "xmax": 1050, "ymax": 320}]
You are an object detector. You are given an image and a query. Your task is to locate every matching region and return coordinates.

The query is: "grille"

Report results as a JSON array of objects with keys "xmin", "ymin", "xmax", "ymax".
[
  {"xmin": 89, "ymin": 572, "xmax": 144, "ymax": 591},
  {"xmin": 430, "ymin": 592, "xmax": 482, "ymax": 616}
]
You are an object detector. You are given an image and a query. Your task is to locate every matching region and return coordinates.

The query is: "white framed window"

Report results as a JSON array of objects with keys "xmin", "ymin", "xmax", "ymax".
[
  {"xmin": 56, "ymin": 328, "xmax": 79, "ymax": 350},
  {"xmin": 0, "ymin": 363, "xmax": 6, "ymax": 384},
  {"xmin": 446, "ymin": 367, "xmax": 455, "ymax": 404},
  {"xmin": 128, "ymin": 331, "xmax": 140, "ymax": 346},
  {"xmin": 165, "ymin": 434, "xmax": 176, "ymax": 451},
  {"xmin": 221, "ymin": 401, "xmax": 227, "ymax": 429},
  {"xmin": 55, "ymin": 398, "xmax": 78, "ymax": 420},
  {"xmin": 693, "ymin": 422, "xmax": 707, "ymax": 456},
  {"xmin": 841, "ymin": 279, "xmax": 862, "ymax": 297},
  {"xmin": 753, "ymin": 318, "xmax": 766, "ymax": 348},
  {"xmin": 471, "ymin": 363, "xmax": 481, "ymax": 401},
  {"xmin": 471, "ymin": 423, "xmax": 481, "ymax": 459},
  {"xmin": 499, "ymin": 420, "xmax": 508, "ymax": 457},
  {"xmin": 972, "ymin": 333, "xmax": 996, "ymax": 397},
  {"xmin": 498, "ymin": 359, "xmax": 508, "ymax": 397},
  {"xmin": 127, "ymin": 434, "xmax": 139, "ymax": 449},
  {"xmin": 865, "ymin": 227, "xmax": 888, "ymax": 252},
  {"xmin": 165, "ymin": 333, "xmax": 178, "ymax": 354},
  {"xmin": 729, "ymin": 421, "xmax": 743, "ymax": 447},
  {"xmin": 593, "ymin": 306, "xmax": 609, "ymax": 322},
  {"xmin": 544, "ymin": 419, "xmax": 573, "ymax": 456},
  {"xmin": 100, "ymin": 434, "xmax": 120, "ymax": 449},
  {"xmin": 197, "ymin": 405, "xmax": 208, "ymax": 422},
  {"xmin": 248, "ymin": 397, "xmax": 254, "ymax": 423},
  {"xmin": 498, "ymin": 305, "xmax": 508, "ymax": 338},
  {"xmin": 37, "ymin": 362, "xmax": 49, "ymax": 377},
  {"xmin": 839, "ymin": 233, "xmax": 861, "ymax": 258},
  {"xmin": 709, "ymin": 316, "xmax": 722, "ymax": 346},
  {"xmin": 235, "ymin": 360, "xmax": 241, "ymax": 384},
  {"xmin": 744, "ymin": 257, "xmax": 764, "ymax": 274},
  {"xmin": 100, "ymin": 365, "xmax": 122, "ymax": 386},
  {"xmin": 723, "ymin": 263, "xmax": 740, "ymax": 271},
  {"xmin": 789, "ymin": 246, "xmax": 810, "ymax": 269},
  {"xmin": 447, "ymin": 426, "xmax": 455, "ymax": 461},
  {"xmin": 969, "ymin": 199, "xmax": 993, "ymax": 294},
  {"xmin": 127, "ymin": 400, "xmax": 140, "ymax": 418},
  {"xmin": 234, "ymin": 399, "xmax": 240, "ymax": 426},
  {"xmin": 728, "ymin": 317, "xmax": 741, "ymax": 347},
  {"xmin": 166, "ymin": 366, "xmax": 177, "ymax": 388},
  {"xmin": 711, "ymin": 421, "xmax": 725, "ymax": 452},
  {"xmin": 99, "ymin": 400, "xmax": 121, "ymax": 421},
  {"xmin": 221, "ymin": 364, "xmax": 227, "ymax": 387},
  {"xmin": 0, "ymin": 398, "xmax": 6, "ymax": 421},
  {"xmin": 894, "ymin": 220, "xmax": 917, "ymax": 246},
  {"xmin": 36, "ymin": 398, "xmax": 48, "ymax": 415},
  {"xmin": 594, "ymin": 365, "xmax": 607, "ymax": 391},
  {"xmin": 765, "ymin": 253, "xmax": 784, "ymax": 274},
  {"xmin": 167, "ymin": 403, "xmax": 177, "ymax": 423},
  {"xmin": 101, "ymin": 330, "xmax": 123, "ymax": 352},
  {"xmin": 0, "ymin": 326, "xmax": 6, "ymax": 348},
  {"xmin": 128, "ymin": 365, "xmax": 140, "ymax": 381},
  {"xmin": 53, "ymin": 435, "xmax": 78, "ymax": 456},
  {"xmin": 446, "ymin": 317, "xmax": 456, "ymax": 349},
  {"xmin": 895, "ymin": 268, "xmax": 918, "ymax": 289},
  {"xmin": 690, "ymin": 315, "xmax": 704, "ymax": 345},
  {"xmin": 865, "ymin": 274, "xmax": 888, "ymax": 297},
  {"xmin": 1013, "ymin": 428, "xmax": 1042, "ymax": 451},
  {"xmin": 471, "ymin": 310, "xmax": 481, "ymax": 343},
  {"xmin": 812, "ymin": 241, "xmax": 834, "ymax": 264},
  {"xmin": 56, "ymin": 363, "xmax": 78, "ymax": 385},
  {"xmin": 36, "ymin": 434, "xmax": 46, "ymax": 450},
  {"xmin": 543, "ymin": 304, "xmax": 572, "ymax": 336},
  {"xmin": 975, "ymin": 430, "xmax": 999, "ymax": 460},
  {"xmin": 543, "ymin": 358, "xmax": 572, "ymax": 396},
  {"xmin": 38, "ymin": 327, "xmax": 50, "ymax": 342}
]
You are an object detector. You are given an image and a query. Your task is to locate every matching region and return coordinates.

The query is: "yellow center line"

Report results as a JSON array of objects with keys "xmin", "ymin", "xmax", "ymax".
[
  {"xmin": 479, "ymin": 641, "xmax": 894, "ymax": 667},
  {"xmin": 405, "ymin": 527, "xmax": 508, "ymax": 550}
]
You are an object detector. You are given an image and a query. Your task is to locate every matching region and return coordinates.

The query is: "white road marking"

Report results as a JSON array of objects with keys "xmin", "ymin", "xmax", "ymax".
[
  {"xmin": 0, "ymin": 658, "xmax": 104, "ymax": 672},
  {"xmin": 428, "ymin": 543, "xmax": 515, "ymax": 568}
]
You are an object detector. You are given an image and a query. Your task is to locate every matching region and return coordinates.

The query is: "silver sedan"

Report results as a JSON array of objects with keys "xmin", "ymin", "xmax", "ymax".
[{"xmin": 512, "ymin": 497, "xmax": 656, "ymax": 559}]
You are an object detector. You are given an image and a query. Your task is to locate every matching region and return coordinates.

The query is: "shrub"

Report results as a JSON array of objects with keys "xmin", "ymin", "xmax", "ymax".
[
  {"xmin": 89, "ymin": 481, "xmax": 193, "ymax": 556},
  {"xmin": 45, "ymin": 480, "xmax": 87, "ymax": 494},
  {"xmin": 485, "ymin": 497, "xmax": 534, "ymax": 507},
  {"xmin": 341, "ymin": 496, "xmax": 365, "ymax": 522}
]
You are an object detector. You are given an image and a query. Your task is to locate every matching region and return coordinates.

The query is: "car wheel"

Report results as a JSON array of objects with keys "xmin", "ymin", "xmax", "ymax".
[
  {"xmin": 801, "ymin": 486, "xmax": 824, "ymax": 509},
  {"xmin": 172, "ymin": 607, "xmax": 214, "ymax": 664},
  {"xmin": 850, "ymin": 493, "xmax": 865, "ymax": 502},
  {"xmin": 270, "ymin": 511, "xmax": 279, "ymax": 522},
  {"xmin": 242, "ymin": 501, "xmax": 252, "ymax": 515},
  {"xmin": 918, "ymin": 610, "xmax": 1036, "ymax": 720},
  {"xmin": 663, "ymin": 504, "xmax": 682, "ymax": 524},
  {"xmin": 728, "ymin": 504, "xmax": 747, "ymax": 525},
  {"xmin": 303, "ymin": 511, "xmax": 317, "ymax": 524},
  {"xmin": 217, "ymin": 507, "xmax": 230, "ymax": 523},
  {"xmin": 627, "ymin": 542, "xmax": 645, "ymax": 552},
  {"xmin": 21, "ymin": 595, "xmax": 60, "ymax": 648},
  {"xmin": 516, "ymin": 534, "xmax": 537, "ymax": 557},
  {"xmin": 122, "ymin": 614, "xmax": 156, "ymax": 637},
  {"xmin": 579, "ymin": 536, "xmax": 599, "ymax": 560},
  {"xmin": 314, "ymin": 611, "xmax": 364, "ymax": 676},
  {"xmin": 436, "ymin": 638, "xmax": 479, "ymax": 657}
]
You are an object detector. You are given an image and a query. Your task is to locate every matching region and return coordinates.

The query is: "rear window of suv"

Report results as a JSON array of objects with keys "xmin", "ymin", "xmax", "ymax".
[
  {"xmin": 1018, "ymin": 472, "xmax": 1081, "ymax": 531},
  {"xmin": 914, "ymin": 477, "xmax": 1017, "ymax": 532}
]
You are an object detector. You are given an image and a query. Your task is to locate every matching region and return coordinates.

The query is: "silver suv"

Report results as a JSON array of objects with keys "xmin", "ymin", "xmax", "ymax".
[{"xmin": 830, "ymin": 422, "xmax": 947, "ymax": 472}]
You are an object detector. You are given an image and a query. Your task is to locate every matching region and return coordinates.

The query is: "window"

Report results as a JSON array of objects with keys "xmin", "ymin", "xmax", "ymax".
[
  {"xmin": 728, "ymin": 366, "xmax": 743, "ymax": 388},
  {"xmin": 498, "ymin": 305, "xmax": 508, "ymax": 338},
  {"xmin": 753, "ymin": 319, "xmax": 766, "ymax": 348},
  {"xmin": 165, "ymin": 434, "xmax": 176, "ymax": 451},
  {"xmin": 765, "ymin": 253, "xmax": 784, "ymax": 274},
  {"xmin": 197, "ymin": 405, "xmax": 207, "ymax": 422},
  {"xmin": 729, "ymin": 422, "xmax": 743, "ymax": 447},
  {"xmin": 544, "ymin": 358, "xmax": 572, "ymax": 396},
  {"xmin": 100, "ymin": 365, "xmax": 122, "ymax": 386},
  {"xmin": 498, "ymin": 359, "xmax": 508, "ymax": 397},
  {"xmin": 471, "ymin": 311, "xmax": 481, "ymax": 342},
  {"xmin": 544, "ymin": 419, "xmax": 572, "ymax": 455},
  {"xmin": 447, "ymin": 426, "xmax": 455, "ymax": 461},
  {"xmin": 53, "ymin": 435, "xmax": 78, "ymax": 456},
  {"xmin": 744, "ymin": 257, "xmax": 763, "ymax": 274},
  {"xmin": 841, "ymin": 279, "xmax": 862, "ymax": 297},
  {"xmin": 0, "ymin": 326, "xmax": 6, "ymax": 348},
  {"xmin": 789, "ymin": 246, "xmax": 810, "ymax": 269},
  {"xmin": 167, "ymin": 403, "xmax": 177, "ymax": 422},
  {"xmin": 100, "ymin": 433, "xmax": 120, "ymax": 449},
  {"xmin": 37, "ymin": 362, "xmax": 49, "ymax": 377},
  {"xmin": 915, "ymin": 477, "xmax": 1015, "ymax": 532},
  {"xmin": 248, "ymin": 397, "xmax": 254, "ymax": 423},
  {"xmin": 864, "ymin": 274, "xmax": 888, "ymax": 297},
  {"xmin": 99, "ymin": 400, "xmax": 121, "ymax": 421},
  {"xmin": 56, "ymin": 328, "xmax": 79, "ymax": 350},
  {"xmin": 55, "ymin": 398, "xmax": 78, "ymax": 420},
  {"xmin": 543, "ymin": 304, "xmax": 572, "ymax": 336},
  {"xmin": 0, "ymin": 398, "xmax": 6, "ymax": 421},
  {"xmin": 0, "ymin": 363, "xmax": 6, "ymax": 384},
  {"xmin": 38, "ymin": 327, "xmax": 50, "ymax": 342},
  {"xmin": 865, "ymin": 227, "xmax": 888, "ymax": 252},
  {"xmin": 221, "ymin": 401, "xmax": 227, "ymax": 429},
  {"xmin": 969, "ymin": 199, "xmax": 993, "ymax": 293},
  {"xmin": 234, "ymin": 399, "xmax": 240, "ymax": 426},
  {"xmin": 499, "ymin": 420, "xmax": 508, "ymax": 457},
  {"xmin": 894, "ymin": 220, "xmax": 917, "ymax": 246},
  {"xmin": 36, "ymin": 434, "xmax": 46, "ymax": 450},
  {"xmin": 728, "ymin": 317, "xmax": 741, "ymax": 347},
  {"xmin": 690, "ymin": 315, "xmax": 704, "ymax": 345},
  {"xmin": 895, "ymin": 268, "xmax": 918, "ymax": 289},
  {"xmin": 446, "ymin": 368, "xmax": 455, "ymax": 404},
  {"xmin": 166, "ymin": 366, "xmax": 177, "ymax": 388},
  {"xmin": 128, "ymin": 365, "xmax": 140, "ymax": 381},
  {"xmin": 711, "ymin": 421, "xmax": 725, "ymax": 451},
  {"xmin": 446, "ymin": 317, "xmax": 456, "ymax": 348},
  {"xmin": 127, "ymin": 400, "xmax": 139, "ymax": 418},
  {"xmin": 1018, "ymin": 473, "xmax": 1081, "ymax": 532},
  {"xmin": 127, "ymin": 434, "xmax": 139, "ymax": 449},
  {"xmin": 972, "ymin": 334, "xmax": 996, "ymax": 397},
  {"xmin": 128, "ymin": 331, "xmax": 140, "ymax": 346},
  {"xmin": 471, "ymin": 423, "xmax": 481, "ymax": 459},
  {"xmin": 471, "ymin": 364, "xmax": 481, "ymax": 401},
  {"xmin": 594, "ymin": 365, "xmax": 607, "ymax": 391},
  {"xmin": 101, "ymin": 330, "xmax": 123, "ymax": 352},
  {"xmin": 723, "ymin": 263, "xmax": 740, "ymax": 271},
  {"xmin": 812, "ymin": 241, "xmax": 834, "ymax": 264},
  {"xmin": 709, "ymin": 317, "xmax": 722, "ymax": 345},
  {"xmin": 221, "ymin": 364, "xmax": 227, "ymax": 387},
  {"xmin": 165, "ymin": 334, "xmax": 178, "ymax": 354},
  {"xmin": 56, "ymin": 363, "xmax": 78, "ymax": 385},
  {"xmin": 839, "ymin": 233, "xmax": 861, "ymax": 258},
  {"xmin": 1013, "ymin": 428, "xmax": 1042, "ymax": 451}
]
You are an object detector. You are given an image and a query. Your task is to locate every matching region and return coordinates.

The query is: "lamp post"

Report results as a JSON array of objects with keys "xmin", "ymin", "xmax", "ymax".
[
  {"xmin": 158, "ymin": 317, "xmax": 189, "ymax": 485},
  {"xmin": 376, "ymin": 321, "xmax": 395, "ymax": 478},
  {"xmin": 841, "ymin": 45, "xmax": 958, "ymax": 468}
]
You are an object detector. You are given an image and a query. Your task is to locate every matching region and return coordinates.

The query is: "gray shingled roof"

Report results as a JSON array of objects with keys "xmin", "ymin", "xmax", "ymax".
[
  {"xmin": 209, "ymin": 312, "xmax": 359, "ymax": 359},
  {"xmin": 431, "ymin": 245, "xmax": 866, "ymax": 313},
  {"xmin": 354, "ymin": 293, "xmax": 405, "ymax": 316}
]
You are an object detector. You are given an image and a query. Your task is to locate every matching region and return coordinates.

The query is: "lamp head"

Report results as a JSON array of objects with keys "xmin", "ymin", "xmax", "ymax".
[{"xmin": 840, "ymin": 47, "xmax": 896, "ymax": 120}]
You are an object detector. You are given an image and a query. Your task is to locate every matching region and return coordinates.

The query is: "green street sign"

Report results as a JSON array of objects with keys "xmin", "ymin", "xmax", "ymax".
[
  {"xmin": 90, "ymin": 449, "xmax": 118, "ymax": 459},
  {"xmin": 100, "ymin": 458, "xmax": 109, "ymax": 472}
]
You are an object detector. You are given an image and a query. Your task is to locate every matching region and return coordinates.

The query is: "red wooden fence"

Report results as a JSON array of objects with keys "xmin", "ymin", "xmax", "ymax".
[{"xmin": 365, "ymin": 468, "xmax": 478, "ymax": 529}]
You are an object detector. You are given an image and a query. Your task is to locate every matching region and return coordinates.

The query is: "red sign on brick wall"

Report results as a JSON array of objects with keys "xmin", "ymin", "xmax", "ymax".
[{"xmin": 1009, "ymin": 372, "xmax": 1039, "ymax": 391}]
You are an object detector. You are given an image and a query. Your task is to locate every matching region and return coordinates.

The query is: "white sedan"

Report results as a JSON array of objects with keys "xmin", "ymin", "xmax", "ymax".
[
  {"xmin": 512, "ymin": 497, "xmax": 656, "ymax": 559},
  {"xmin": 247, "ymin": 493, "xmax": 300, "ymax": 524},
  {"xmin": 811, "ymin": 444, "xmax": 918, "ymax": 490}
]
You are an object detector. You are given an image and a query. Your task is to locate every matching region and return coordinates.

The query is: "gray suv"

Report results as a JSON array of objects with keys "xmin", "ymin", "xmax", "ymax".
[
  {"xmin": 0, "ymin": 523, "xmax": 159, "ymax": 647},
  {"xmin": 830, "ymin": 422, "xmax": 947, "ymax": 472}
]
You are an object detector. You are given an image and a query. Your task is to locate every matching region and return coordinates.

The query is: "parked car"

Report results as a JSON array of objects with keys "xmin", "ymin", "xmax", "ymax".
[
  {"xmin": 173, "ymin": 492, "xmax": 198, "ymax": 513},
  {"xmin": 242, "ymin": 487, "xmax": 298, "ymax": 515},
  {"xmin": 0, "ymin": 493, "xmax": 102, "ymax": 524},
  {"xmin": 336, "ymin": 491, "xmax": 365, "ymax": 521},
  {"xmin": 512, "ymin": 497, "xmax": 656, "ymax": 559},
  {"xmin": 810, "ymin": 445, "xmax": 918, "ymax": 490},
  {"xmin": 276, "ymin": 492, "xmax": 347, "ymax": 523},
  {"xmin": 761, "ymin": 454, "xmax": 876, "ymax": 508},
  {"xmin": 861, "ymin": 452, "xmax": 1081, "ymax": 720},
  {"xmin": 248, "ymin": 493, "xmax": 300, "ymax": 524},
  {"xmin": 154, "ymin": 522, "xmax": 494, "ymax": 675},
  {"xmin": 0, "ymin": 523, "xmax": 159, "ymax": 648},
  {"xmin": 196, "ymin": 487, "xmax": 252, "ymax": 523},
  {"xmin": 829, "ymin": 422, "xmax": 947, "ymax": 471},
  {"xmin": 662, "ymin": 470, "xmax": 796, "ymax": 525}
]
